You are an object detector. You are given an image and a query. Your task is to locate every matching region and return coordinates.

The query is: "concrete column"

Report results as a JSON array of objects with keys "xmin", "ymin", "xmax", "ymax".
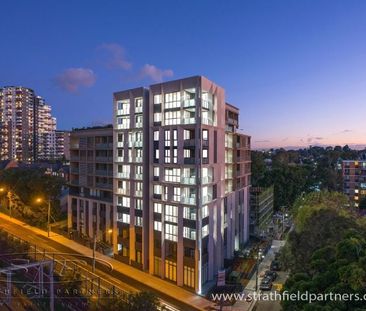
[
  {"xmin": 88, "ymin": 200, "xmax": 93, "ymax": 238},
  {"xmin": 67, "ymin": 196, "xmax": 72, "ymax": 230},
  {"xmin": 176, "ymin": 205, "xmax": 184, "ymax": 286}
]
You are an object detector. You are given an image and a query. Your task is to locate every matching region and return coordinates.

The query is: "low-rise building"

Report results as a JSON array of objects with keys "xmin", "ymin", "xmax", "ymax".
[{"xmin": 67, "ymin": 125, "xmax": 114, "ymax": 251}]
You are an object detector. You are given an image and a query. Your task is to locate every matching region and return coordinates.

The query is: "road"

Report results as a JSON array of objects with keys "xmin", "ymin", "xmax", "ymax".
[{"xmin": 0, "ymin": 214, "xmax": 214, "ymax": 311}]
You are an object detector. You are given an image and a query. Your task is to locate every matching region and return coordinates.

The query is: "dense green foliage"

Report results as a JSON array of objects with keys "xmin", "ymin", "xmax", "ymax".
[
  {"xmin": 0, "ymin": 168, "xmax": 65, "ymax": 226},
  {"xmin": 280, "ymin": 191, "xmax": 366, "ymax": 310},
  {"xmin": 251, "ymin": 145, "xmax": 359, "ymax": 210},
  {"xmin": 97, "ymin": 292, "xmax": 162, "ymax": 311}
]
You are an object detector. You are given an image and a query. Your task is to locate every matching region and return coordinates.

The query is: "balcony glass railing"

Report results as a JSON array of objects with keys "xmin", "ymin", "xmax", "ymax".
[
  {"xmin": 181, "ymin": 177, "xmax": 196, "ymax": 185},
  {"xmin": 183, "ymin": 99, "xmax": 195, "ymax": 107},
  {"xmin": 135, "ymin": 106, "xmax": 143, "ymax": 113},
  {"xmin": 116, "ymin": 172, "xmax": 130, "ymax": 179},
  {"xmin": 117, "ymin": 188, "xmax": 130, "ymax": 195},
  {"xmin": 202, "ymin": 194, "xmax": 213, "ymax": 204},
  {"xmin": 181, "ymin": 196, "xmax": 196, "ymax": 205},
  {"xmin": 202, "ymin": 176, "xmax": 213, "ymax": 184},
  {"xmin": 182, "ymin": 117, "xmax": 195, "ymax": 125}
]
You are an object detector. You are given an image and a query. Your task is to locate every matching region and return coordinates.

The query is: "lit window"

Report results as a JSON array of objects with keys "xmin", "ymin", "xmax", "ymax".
[
  {"xmin": 154, "ymin": 221, "xmax": 162, "ymax": 231},
  {"xmin": 154, "ymin": 131, "xmax": 159, "ymax": 141},
  {"xmin": 154, "ymin": 203, "xmax": 162, "ymax": 213},
  {"xmin": 165, "ymin": 204, "xmax": 178, "ymax": 223},
  {"xmin": 154, "ymin": 167, "xmax": 160, "ymax": 178},
  {"xmin": 165, "ymin": 223, "xmax": 178, "ymax": 241},
  {"xmin": 154, "ymin": 94, "xmax": 162, "ymax": 104},
  {"xmin": 135, "ymin": 216, "xmax": 143, "ymax": 226},
  {"xmin": 202, "ymin": 224, "xmax": 209, "ymax": 238},
  {"xmin": 202, "ymin": 129, "xmax": 208, "ymax": 140}
]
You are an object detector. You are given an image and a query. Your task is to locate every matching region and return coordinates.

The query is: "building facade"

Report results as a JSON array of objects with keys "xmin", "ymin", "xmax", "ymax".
[
  {"xmin": 0, "ymin": 86, "xmax": 59, "ymax": 162},
  {"xmin": 55, "ymin": 130, "xmax": 70, "ymax": 160},
  {"xmin": 113, "ymin": 76, "xmax": 251, "ymax": 293},
  {"xmin": 342, "ymin": 160, "xmax": 366, "ymax": 208},
  {"xmin": 67, "ymin": 126, "xmax": 114, "ymax": 249},
  {"xmin": 249, "ymin": 186, "xmax": 274, "ymax": 237}
]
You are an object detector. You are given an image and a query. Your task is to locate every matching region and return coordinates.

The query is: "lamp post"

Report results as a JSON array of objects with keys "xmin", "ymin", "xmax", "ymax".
[
  {"xmin": 255, "ymin": 249, "xmax": 263, "ymax": 292},
  {"xmin": 36, "ymin": 197, "xmax": 51, "ymax": 238}
]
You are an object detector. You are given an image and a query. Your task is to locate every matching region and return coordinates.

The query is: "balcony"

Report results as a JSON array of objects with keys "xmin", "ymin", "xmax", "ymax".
[
  {"xmin": 135, "ymin": 190, "xmax": 143, "ymax": 197},
  {"xmin": 95, "ymin": 170, "xmax": 109, "ymax": 176},
  {"xmin": 134, "ymin": 141, "xmax": 143, "ymax": 148},
  {"xmin": 135, "ymin": 157, "xmax": 143, "ymax": 163},
  {"xmin": 201, "ymin": 100, "xmax": 212, "ymax": 110},
  {"xmin": 116, "ymin": 172, "xmax": 130, "ymax": 179},
  {"xmin": 183, "ymin": 99, "xmax": 195, "ymax": 108},
  {"xmin": 184, "ymin": 158, "xmax": 195, "ymax": 165},
  {"xmin": 96, "ymin": 143, "xmax": 113, "ymax": 149},
  {"xmin": 135, "ymin": 173, "xmax": 143, "ymax": 180},
  {"xmin": 202, "ymin": 194, "xmax": 213, "ymax": 204},
  {"xmin": 117, "ymin": 188, "xmax": 130, "ymax": 195},
  {"xmin": 181, "ymin": 177, "xmax": 196, "ymax": 185},
  {"xmin": 183, "ymin": 139, "xmax": 195, "ymax": 147},
  {"xmin": 202, "ymin": 176, "xmax": 213, "ymax": 184},
  {"xmin": 135, "ymin": 106, "xmax": 143, "ymax": 113},
  {"xmin": 96, "ymin": 183, "xmax": 113, "ymax": 190},
  {"xmin": 95, "ymin": 156, "xmax": 113, "ymax": 163},
  {"xmin": 135, "ymin": 122, "xmax": 143, "ymax": 128},
  {"xmin": 116, "ymin": 109, "xmax": 130, "ymax": 116},
  {"xmin": 181, "ymin": 196, "xmax": 196, "ymax": 205},
  {"xmin": 202, "ymin": 118, "xmax": 213, "ymax": 126},
  {"xmin": 182, "ymin": 118, "xmax": 195, "ymax": 125},
  {"xmin": 117, "ymin": 141, "xmax": 124, "ymax": 148}
]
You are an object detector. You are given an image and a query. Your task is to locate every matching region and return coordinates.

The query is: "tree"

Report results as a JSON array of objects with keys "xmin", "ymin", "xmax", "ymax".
[
  {"xmin": 281, "ymin": 191, "xmax": 366, "ymax": 310},
  {"xmin": 99, "ymin": 291, "xmax": 162, "ymax": 311}
]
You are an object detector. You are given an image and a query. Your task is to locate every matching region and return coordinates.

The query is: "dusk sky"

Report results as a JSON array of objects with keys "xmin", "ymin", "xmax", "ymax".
[{"xmin": 1, "ymin": 0, "xmax": 366, "ymax": 149}]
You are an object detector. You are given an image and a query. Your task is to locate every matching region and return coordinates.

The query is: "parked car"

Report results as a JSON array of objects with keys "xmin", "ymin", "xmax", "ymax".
[
  {"xmin": 264, "ymin": 270, "xmax": 277, "ymax": 281},
  {"xmin": 259, "ymin": 277, "xmax": 272, "ymax": 291},
  {"xmin": 270, "ymin": 260, "xmax": 281, "ymax": 271}
]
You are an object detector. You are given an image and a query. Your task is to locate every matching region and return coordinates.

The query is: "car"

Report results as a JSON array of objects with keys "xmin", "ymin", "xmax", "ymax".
[
  {"xmin": 270, "ymin": 260, "xmax": 281, "ymax": 271},
  {"xmin": 259, "ymin": 277, "xmax": 272, "ymax": 291},
  {"xmin": 264, "ymin": 270, "xmax": 277, "ymax": 281}
]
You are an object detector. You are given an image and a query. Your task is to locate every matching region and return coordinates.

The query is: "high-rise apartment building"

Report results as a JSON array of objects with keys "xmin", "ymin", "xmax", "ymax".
[
  {"xmin": 55, "ymin": 130, "xmax": 70, "ymax": 160},
  {"xmin": 342, "ymin": 160, "xmax": 366, "ymax": 208},
  {"xmin": 113, "ymin": 76, "xmax": 251, "ymax": 293},
  {"xmin": 0, "ymin": 86, "xmax": 59, "ymax": 162},
  {"xmin": 34, "ymin": 96, "xmax": 57, "ymax": 160},
  {"xmin": 68, "ymin": 125, "xmax": 114, "ymax": 247},
  {"xmin": 0, "ymin": 86, "xmax": 35, "ymax": 162}
]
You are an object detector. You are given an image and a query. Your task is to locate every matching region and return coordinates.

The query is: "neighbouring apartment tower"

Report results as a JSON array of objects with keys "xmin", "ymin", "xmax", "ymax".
[
  {"xmin": 56, "ymin": 130, "xmax": 71, "ymax": 161},
  {"xmin": 249, "ymin": 186, "xmax": 274, "ymax": 237},
  {"xmin": 0, "ymin": 86, "xmax": 60, "ymax": 162},
  {"xmin": 113, "ymin": 76, "xmax": 251, "ymax": 293},
  {"xmin": 342, "ymin": 160, "xmax": 366, "ymax": 208},
  {"xmin": 68, "ymin": 125, "xmax": 114, "ymax": 250}
]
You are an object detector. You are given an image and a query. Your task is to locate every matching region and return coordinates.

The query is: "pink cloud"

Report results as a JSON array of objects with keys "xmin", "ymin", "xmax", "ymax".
[
  {"xmin": 56, "ymin": 68, "xmax": 96, "ymax": 93},
  {"xmin": 139, "ymin": 64, "xmax": 174, "ymax": 82},
  {"xmin": 98, "ymin": 43, "xmax": 132, "ymax": 70}
]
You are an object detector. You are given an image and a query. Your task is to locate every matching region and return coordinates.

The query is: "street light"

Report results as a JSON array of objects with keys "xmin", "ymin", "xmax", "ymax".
[
  {"xmin": 255, "ymin": 249, "xmax": 265, "ymax": 292},
  {"xmin": 92, "ymin": 228, "xmax": 113, "ymax": 272},
  {"xmin": 35, "ymin": 196, "xmax": 51, "ymax": 238}
]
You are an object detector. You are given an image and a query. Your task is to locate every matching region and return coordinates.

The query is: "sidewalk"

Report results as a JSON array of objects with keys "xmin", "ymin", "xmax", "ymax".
[
  {"xmin": 0, "ymin": 213, "xmax": 214, "ymax": 311},
  {"xmin": 230, "ymin": 240, "xmax": 285, "ymax": 311}
]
